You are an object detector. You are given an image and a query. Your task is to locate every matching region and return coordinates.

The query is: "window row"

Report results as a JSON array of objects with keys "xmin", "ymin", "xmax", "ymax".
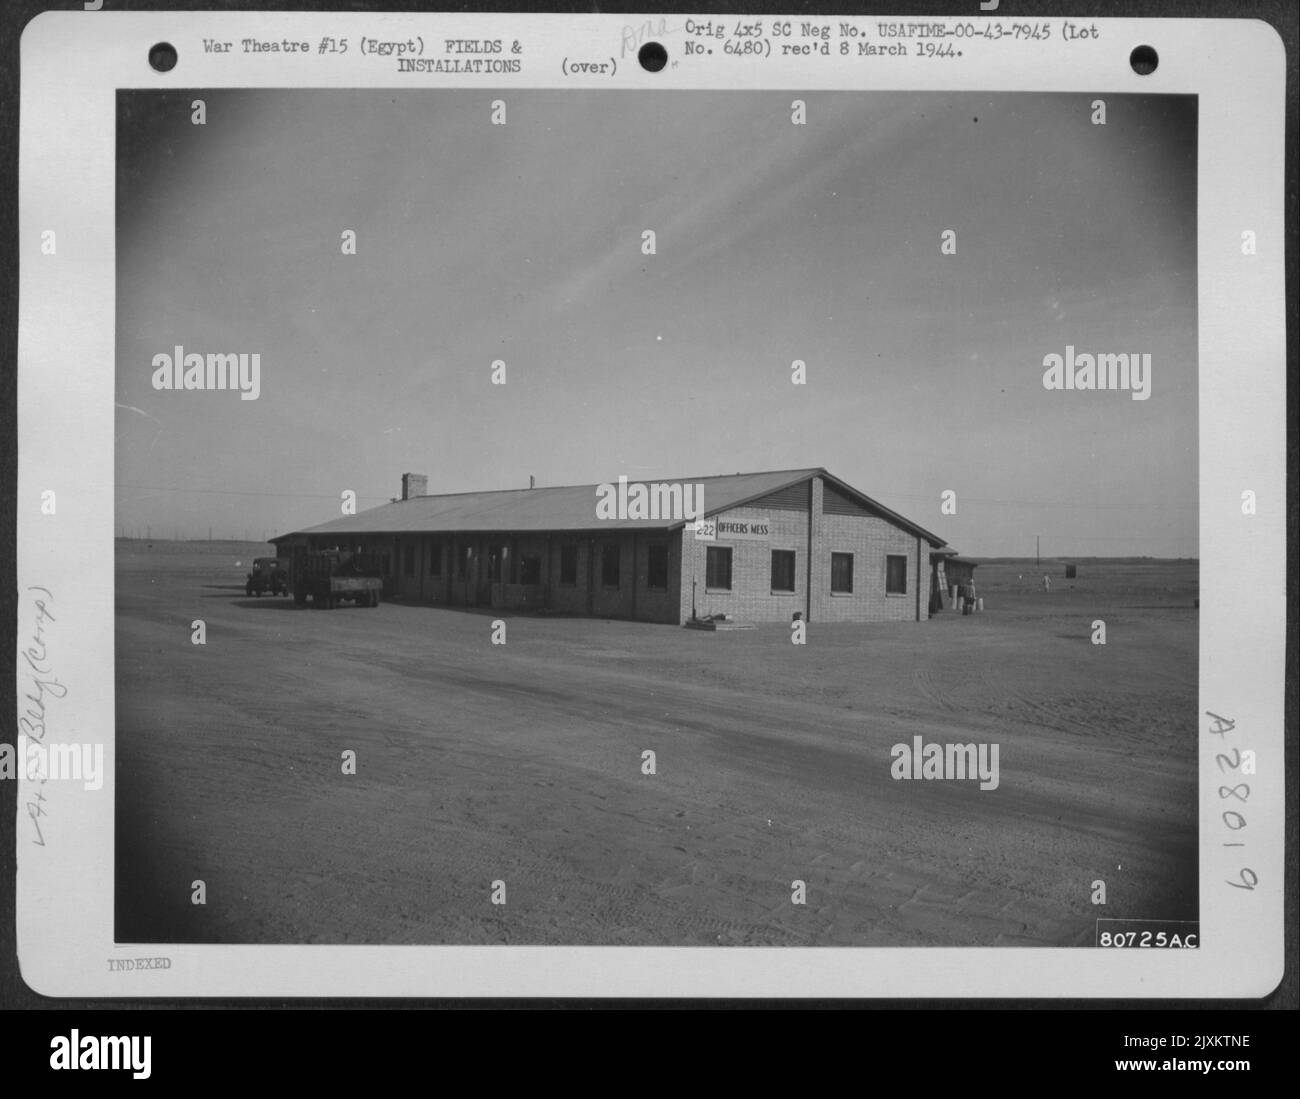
[
  {"xmin": 391, "ymin": 540, "xmax": 670, "ymax": 590},
  {"xmin": 385, "ymin": 541, "xmax": 907, "ymax": 596},
  {"xmin": 705, "ymin": 547, "xmax": 908, "ymax": 595}
]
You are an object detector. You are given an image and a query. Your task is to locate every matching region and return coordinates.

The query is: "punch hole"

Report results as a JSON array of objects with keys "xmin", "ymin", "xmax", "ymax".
[
  {"xmin": 638, "ymin": 42, "xmax": 668, "ymax": 72},
  {"xmin": 149, "ymin": 42, "xmax": 178, "ymax": 73},
  {"xmin": 1129, "ymin": 45, "xmax": 1158, "ymax": 75}
]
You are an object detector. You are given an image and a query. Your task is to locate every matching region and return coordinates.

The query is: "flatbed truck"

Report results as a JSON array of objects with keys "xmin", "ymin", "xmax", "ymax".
[{"xmin": 290, "ymin": 547, "xmax": 382, "ymax": 609}]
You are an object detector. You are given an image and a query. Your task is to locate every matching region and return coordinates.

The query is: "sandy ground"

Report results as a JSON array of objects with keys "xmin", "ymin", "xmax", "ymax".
[{"xmin": 115, "ymin": 543, "xmax": 1198, "ymax": 946}]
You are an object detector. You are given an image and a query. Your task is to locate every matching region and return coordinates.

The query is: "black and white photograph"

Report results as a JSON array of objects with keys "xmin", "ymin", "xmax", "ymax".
[
  {"xmin": 10, "ymin": 0, "xmax": 1293, "ymax": 1026},
  {"xmin": 112, "ymin": 86, "xmax": 1202, "ymax": 948}
]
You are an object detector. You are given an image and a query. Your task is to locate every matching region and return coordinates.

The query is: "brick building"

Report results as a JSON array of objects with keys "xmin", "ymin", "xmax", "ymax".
[{"xmin": 271, "ymin": 468, "xmax": 955, "ymax": 624}]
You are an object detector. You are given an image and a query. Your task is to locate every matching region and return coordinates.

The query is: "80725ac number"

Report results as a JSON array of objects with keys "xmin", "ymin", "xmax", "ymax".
[{"xmin": 1099, "ymin": 930, "xmax": 1197, "ymax": 948}]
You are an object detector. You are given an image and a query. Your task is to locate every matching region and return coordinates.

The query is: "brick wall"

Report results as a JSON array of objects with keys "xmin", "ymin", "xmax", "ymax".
[
  {"xmin": 676, "ymin": 476, "xmax": 927, "ymax": 624},
  {"xmin": 678, "ymin": 525, "xmax": 701, "ymax": 622},
  {"xmin": 681, "ymin": 504, "xmax": 811, "ymax": 623},
  {"xmin": 811, "ymin": 512, "xmax": 922, "ymax": 623},
  {"xmin": 808, "ymin": 477, "xmax": 825, "ymax": 619}
]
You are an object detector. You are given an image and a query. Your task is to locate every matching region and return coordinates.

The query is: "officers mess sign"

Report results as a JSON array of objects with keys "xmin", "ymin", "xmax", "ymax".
[{"xmin": 715, "ymin": 518, "xmax": 770, "ymax": 541}]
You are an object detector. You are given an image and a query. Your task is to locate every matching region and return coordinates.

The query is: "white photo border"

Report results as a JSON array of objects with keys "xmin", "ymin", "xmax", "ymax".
[{"xmin": 16, "ymin": 10, "xmax": 1287, "ymax": 998}]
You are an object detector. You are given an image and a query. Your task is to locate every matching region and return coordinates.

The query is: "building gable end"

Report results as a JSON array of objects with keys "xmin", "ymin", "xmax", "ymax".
[
  {"xmin": 822, "ymin": 482, "xmax": 875, "ymax": 518},
  {"xmin": 748, "ymin": 480, "xmax": 812, "ymax": 512}
]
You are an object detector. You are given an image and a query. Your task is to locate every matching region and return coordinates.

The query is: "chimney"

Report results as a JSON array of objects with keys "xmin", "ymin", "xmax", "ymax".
[
  {"xmin": 401, "ymin": 473, "xmax": 428, "ymax": 501},
  {"xmin": 529, "ymin": 475, "xmax": 535, "ymax": 489}
]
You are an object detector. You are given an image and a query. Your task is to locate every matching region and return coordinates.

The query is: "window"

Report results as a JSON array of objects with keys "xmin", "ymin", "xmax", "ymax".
[
  {"xmin": 647, "ymin": 543, "xmax": 668, "ymax": 590},
  {"xmin": 381, "ymin": 553, "xmax": 392, "ymax": 578},
  {"xmin": 429, "ymin": 540, "xmax": 441, "ymax": 576},
  {"xmin": 403, "ymin": 544, "xmax": 415, "ymax": 577},
  {"xmin": 886, "ymin": 554, "xmax": 908, "ymax": 595},
  {"xmin": 560, "ymin": 544, "xmax": 578, "ymax": 586},
  {"xmin": 601, "ymin": 543, "xmax": 621, "ymax": 588},
  {"xmin": 770, "ymin": 549, "xmax": 796, "ymax": 593},
  {"xmin": 706, "ymin": 546, "xmax": 732, "ymax": 590},
  {"xmin": 456, "ymin": 545, "xmax": 468, "ymax": 579},
  {"xmin": 488, "ymin": 546, "xmax": 507, "ymax": 583},
  {"xmin": 830, "ymin": 552, "xmax": 853, "ymax": 594},
  {"xmin": 520, "ymin": 555, "xmax": 542, "ymax": 585}
]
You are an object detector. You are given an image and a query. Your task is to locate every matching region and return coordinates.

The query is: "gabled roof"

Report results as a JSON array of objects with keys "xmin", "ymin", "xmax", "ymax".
[
  {"xmin": 814, "ymin": 470, "xmax": 946, "ymax": 547},
  {"xmin": 272, "ymin": 467, "xmax": 946, "ymax": 545}
]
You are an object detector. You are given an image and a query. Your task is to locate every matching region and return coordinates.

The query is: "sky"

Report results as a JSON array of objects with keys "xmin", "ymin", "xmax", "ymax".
[{"xmin": 116, "ymin": 89, "xmax": 1197, "ymax": 556}]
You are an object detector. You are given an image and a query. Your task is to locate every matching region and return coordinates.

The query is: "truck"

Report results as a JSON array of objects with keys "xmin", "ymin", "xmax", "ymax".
[
  {"xmin": 245, "ymin": 557, "xmax": 289, "ymax": 597},
  {"xmin": 290, "ymin": 547, "xmax": 382, "ymax": 609}
]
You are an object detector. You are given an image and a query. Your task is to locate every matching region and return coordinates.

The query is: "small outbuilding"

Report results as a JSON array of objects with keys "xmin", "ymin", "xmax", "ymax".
[{"xmin": 929, "ymin": 547, "xmax": 979, "ymax": 613}]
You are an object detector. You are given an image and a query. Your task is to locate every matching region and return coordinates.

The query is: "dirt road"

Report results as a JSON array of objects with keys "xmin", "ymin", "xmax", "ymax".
[{"xmin": 116, "ymin": 545, "xmax": 1198, "ymax": 946}]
